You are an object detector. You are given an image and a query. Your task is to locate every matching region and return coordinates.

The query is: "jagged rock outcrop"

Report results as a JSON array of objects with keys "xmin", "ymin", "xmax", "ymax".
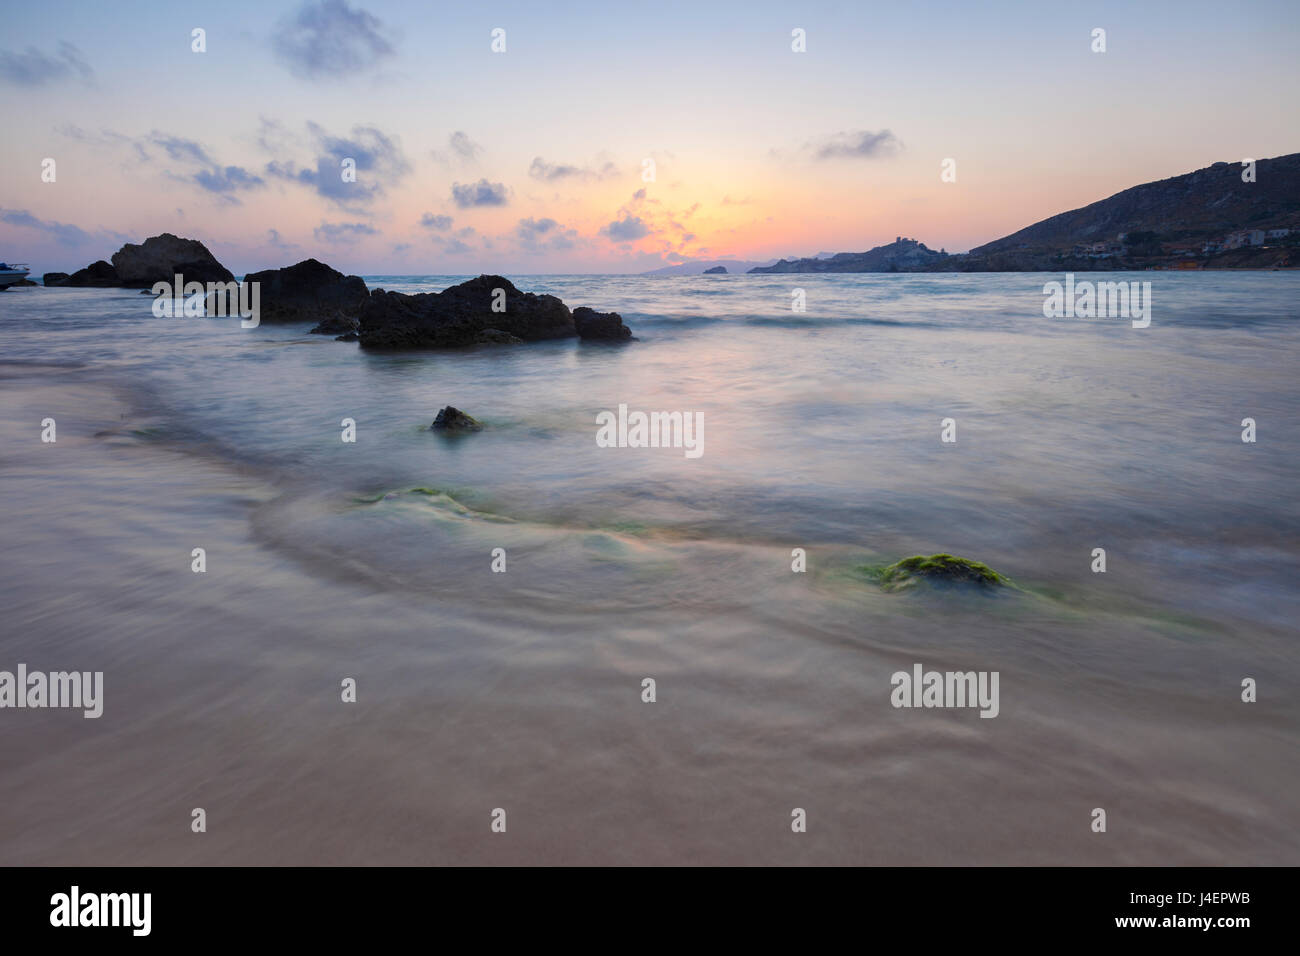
[
  {"xmin": 430, "ymin": 406, "xmax": 482, "ymax": 431},
  {"xmin": 111, "ymin": 233, "xmax": 234, "ymax": 288},
  {"xmin": 573, "ymin": 306, "xmax": 633, "ymax": 341},
  {"xmin": 357, "ymin": 275, "xmax": 579, "ymax": 349},
  {"xmin": 245, "ymin": 258, "xmax": 370, "ymax": 323}
]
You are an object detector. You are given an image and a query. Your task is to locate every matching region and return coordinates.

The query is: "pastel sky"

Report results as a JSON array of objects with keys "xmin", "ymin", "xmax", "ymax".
[{"xmin": 2, "ymin": 0, "xmax": 1297, "ymax": 274}]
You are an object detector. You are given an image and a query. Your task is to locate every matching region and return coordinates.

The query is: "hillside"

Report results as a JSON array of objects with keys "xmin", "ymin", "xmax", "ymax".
[{"xmin": 972, "ymin": 154, "xmax": 1300, "ymax": 255}]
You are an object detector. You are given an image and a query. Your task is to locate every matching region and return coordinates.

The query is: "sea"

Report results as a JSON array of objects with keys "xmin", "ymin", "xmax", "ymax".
[{"xmin": 0, "ymin": 271, "xmax": 1296, "ymax": 864}]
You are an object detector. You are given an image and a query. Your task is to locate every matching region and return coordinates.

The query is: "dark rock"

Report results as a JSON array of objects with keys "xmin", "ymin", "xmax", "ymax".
[
  {"xmin": 244, "ymin": 258, "xmax": 370, "ymax": 323},
  {"xmin": 11, "ymin": 278, "xmax": 36, "ymax": 286},
  {"xmin": 42, "ymin": 273, "xmax": 70, "ymax": 287},
  {"xmin": 358, "ymin": 275, "xmax": 575, "ymax": 349},
  {"xmin": 111, "ymin": 233, "xmax": 234, "ymax": 288},
  {"xmin": 309, "ymin": 313, "xmax": 361, "ymax": 335},
  {"xmin": 703, "ymin": 265, "xmax": 727, "ymax": 274},
  {"xmin": 430, "ymin": 406, "xmax": 482, "ymax": 431},
  {"xmin": 335, "ymin": 331, "xmax": 359, "ymax": 342},
  {"xmin": 66, "ymin": 261, "xmax": 121, "ymax": 287},
  {"xmin": 573, "ymin": 306, "xmax": 633, "ymax": 342}
]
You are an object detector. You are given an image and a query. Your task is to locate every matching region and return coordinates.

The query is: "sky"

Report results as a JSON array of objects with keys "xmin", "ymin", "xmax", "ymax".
[{"xmin": 1, "ymin": 0, "xmax": 1297, "ymax": 274}]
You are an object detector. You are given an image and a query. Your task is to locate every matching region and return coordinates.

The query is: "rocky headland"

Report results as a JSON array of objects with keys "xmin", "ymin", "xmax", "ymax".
[{"xmin": 40, "ymin": 234, "xmax": 636, "ymax": 347}]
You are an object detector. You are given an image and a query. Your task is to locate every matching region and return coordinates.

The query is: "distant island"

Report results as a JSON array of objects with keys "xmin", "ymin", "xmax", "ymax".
[
  {"xmin": 703, "ymin": 265, "xmax": 727, "ymax": 274},
  {"xmin": 749, "ymin": 153, "xmax": 1299, "ymax": 273}
]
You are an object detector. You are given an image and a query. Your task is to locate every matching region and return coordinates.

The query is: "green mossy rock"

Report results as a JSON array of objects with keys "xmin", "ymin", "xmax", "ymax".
[{"xmin": 862, "ymin": 553, "xmax": 1011, "ymax": 591}]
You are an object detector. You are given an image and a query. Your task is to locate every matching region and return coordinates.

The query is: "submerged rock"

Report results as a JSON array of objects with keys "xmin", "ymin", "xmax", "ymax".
[
  {"xmin": 309, "ymin": 313, "xmax": 361, "ymax": 336},
  {"xmin": 111, "ymin": 233, "xmax": 234, "ymax": 288},
  {"xmin": 573, "ymin": 306, "xmax": 633, "ymax": 341},
  {"xmin": 865, "ymin": 554, "xmax": 1011, "ymax": 591},
  {"xmin": 430, "ymin": 406, "xmax": 482, "ymax": 431},
  {"xmin": 359, "ymin": 275, "xmax": 595, "ymax": 349},
  {"xmin": 245, "ymin": 258, "xmax": 370, "ymax": 323}
]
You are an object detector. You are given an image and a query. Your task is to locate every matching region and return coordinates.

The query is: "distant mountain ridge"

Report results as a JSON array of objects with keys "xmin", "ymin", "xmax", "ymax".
[
  {"xmin": 748, "ymin": 238, "xmax": 947, "ymax": 273},
  {"xmin": 744, "ymin": 153, "xmax": 1300, "ymax": 272}
]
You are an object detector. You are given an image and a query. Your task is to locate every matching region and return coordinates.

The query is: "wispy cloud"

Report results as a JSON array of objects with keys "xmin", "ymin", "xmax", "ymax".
[
  {"xmin": 0, "ymin": 42, "xmax": 94, "ymax": 87},
  {"xmin": 273, "ymin": 0, "xmax": 394, "ymax": 80},
  {"xmin": 516, "ymin": 217, "xmax": 578, "ymax": 252},
  {"xmin": 528, "ymin": 157, "xmax": 619, "ymax": 183},
  {"xmin": 449, "ymin": 131, "xmax": 483, "ymax": 161},
  {"xmin": 805, "ymin": 129, "xmax": 902, "ymax": 161},
  {"xmin": 0, "ymin": 207, "xmax": 128, "ymax": 248},
  {"xmin": 420, "ymin": 213, "xmax": 454, "ymax": 231},
  {"xmin": 58, "ymin": 127, "xmax": 264, "ymax": 204},
  {"xmin": 314, "ymin": 220, "xmax": 379, "ymax": 243},
  {"xmin": 265, "ymin": 122, "xmax": 409, "ymax": 209}
]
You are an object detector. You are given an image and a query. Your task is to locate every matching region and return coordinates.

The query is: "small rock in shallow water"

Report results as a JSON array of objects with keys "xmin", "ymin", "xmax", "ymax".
[
  {"xmin": 431, "ymin": 406, "xmax": 482, "ymax": 431},
  {"xmin": 865, "ymin": 554, "xmax": 1011, "ymax": 591},
  {"xmin": 310, "ymin": 313, "xmax": 360, "ymax": 335}
]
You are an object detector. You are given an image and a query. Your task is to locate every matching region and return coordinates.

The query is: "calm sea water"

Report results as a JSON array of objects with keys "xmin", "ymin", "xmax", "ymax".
[{"xmin": 1, "ymin": 272, "xmax": 1297, "ymax": 864}]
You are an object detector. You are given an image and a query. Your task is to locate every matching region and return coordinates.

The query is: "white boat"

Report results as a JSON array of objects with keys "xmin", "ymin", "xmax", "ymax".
[{"xmin": 0, "ymin": 262, "xmax": 31, "ymax": 289}]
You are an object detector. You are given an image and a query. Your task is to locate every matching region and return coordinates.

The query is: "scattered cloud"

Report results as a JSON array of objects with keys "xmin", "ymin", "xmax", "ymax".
[
  {"xmin": 420, "ymin": 213, "xmax": 454, "ymax": 231},
  {"xmin": 528, "ymin": 157, "xmax": 619, "ymax": 183},
  {"xmin": 314, "ymin": 220, "xmax": 379, "ymax": 243},
  {"xmin": 0, "ymin": 42, "xmax": 94, "ymax": 87},
  {"xmin": 57, "ymin": 127, "xmax": 264, "ymax": 204},
  {"xmin": 440, "ymin": 238, "xmax": 473, "ymax": 255},
  {"xmin": 273, "ymin": 0, "xmax": 394, "ymax": 80},
  {"xmin": 806, "ymin": 129, "xmax": 902, "ymax": 161},
  {"xmin": 193, "ymin": 166, "xmax": 266, "ymax": 197},
  {"xmin": 449, "ymin": 131, "xmax": 483, "ymax": 161},
  {"xmin": 266, "ymin": 228, "xmax": 299, "ymax": 251},
  {"xmin": 515, "ymin": 216, "xmax": 578, "ymax": 252},
  {"xmin": 265, "ymin": 121, "xmax": 409, "ymax": 209},
  {"xmin": 451, "ymin": 179, "xmax": 509, "ymax": 208},
  {"xmin": 57, "ymin": 125, "xmax": 150, "ymax": 162},
  {"xmin": 0, "ymin": 208, "xmax": 92, "ymax": 246},
  {"xmin": 143, "ymin": 133, "xmax": 265, "ymax": 204},
  {"xmin": 601, "ymin": 215, "xmax": 650, "ymax": 242}
]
